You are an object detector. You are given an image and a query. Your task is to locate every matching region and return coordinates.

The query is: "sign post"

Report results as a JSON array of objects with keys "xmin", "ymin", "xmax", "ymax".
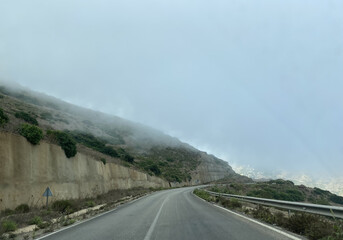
[{"xmin": 43, "ymin": 187, "xmax": 53, "ymax": 208}]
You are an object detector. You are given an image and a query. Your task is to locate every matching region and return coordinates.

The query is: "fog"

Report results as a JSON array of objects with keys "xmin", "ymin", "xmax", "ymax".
[{"xmin": 1, "ymin": 0, "xmax": 342, "ymax": 181}]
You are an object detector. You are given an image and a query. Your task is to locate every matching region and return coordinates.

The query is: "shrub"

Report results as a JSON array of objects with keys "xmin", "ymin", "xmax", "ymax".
[
  {"xmin": 149, "ymin": 164, "xmax": 161, "ymax": 176},
  {"xmin": 139, "ymin": 160, "xmax": 162, "ymax": 176},
  {"xmin": 193, "ymin": 189, "xmax": 213, "ymax": 202},
  {"xmin": 15, "ymin": 111, "xmax": 38, "ymax": 125},
  {"xmin": 306, "ymin": 219, "xmax": 333, "ymax": 240},
  {"xmin": 329, "ymin": 195, "xmax": 343, "ymax": 205},
  {"xmin": 30, "ymin": 216, "xmax": 42, "ymax": 225},
  {"xmin": 252, "ymin": 205, "xmax": 275, "ymax": 224},
  {"xmin": 122, "ymin": 153, "xmax": 134, "ymax": 163},
  {"xmin": 218, "ymin": 197, "xmax": 242, "ymax": 209},
  {"xmin": 274, "ymin": 212, "xmax": 287, "ymax": 226},
  {"xmin": 0, "ymin": 108, "xmax": 9, "ymax": 126},
  {"xmin": 15, "ymin": 203, "xmax": 30, "ymax": 213},
  {"xmin": 118, "ymin": 148, "xmax": 134, "ymax": 163},
  {"xmin": 228, "ymin": 198, "xmax": 242, "ymax": 209},
  {"xmin": 19, "ymin": 124, "xmax": 43, "ymax": 145},
  {"xmin": 86, "ymin": 201, "xmax": 95, "ymax": 207},
  {"xmin": 287, "ymin": 213, "xmax": 316, "ymax": 235},
  {"xmin": 51, "ymin": 200, "xmax": 76, "ymax": 214},
  {"xmin": 63, "ymin": 219, "xmax": 76, "ymax": 226},
  {"xmin": 1, "ymin": 220, "xmax": 17, "ymax": 232},
  {"xmin": 100, "ymin": 158, "xmax": 106, "ymax": 165},
  {"xmin": 48, "ymin": 130, "xmax": 77, "ymax": 158},
  {"xmin": 1, "ymin": 209, "xmax": 14, "ymax": 216},
  {"xmin": 70, "ymin": 132, "xmax": 118, "ymax": 158}
]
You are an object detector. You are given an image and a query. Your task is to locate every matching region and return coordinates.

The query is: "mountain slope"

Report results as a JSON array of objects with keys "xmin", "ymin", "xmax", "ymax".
[{"xmin": 0, "ymin": 82, "xmax": 239, "ymax": 185}]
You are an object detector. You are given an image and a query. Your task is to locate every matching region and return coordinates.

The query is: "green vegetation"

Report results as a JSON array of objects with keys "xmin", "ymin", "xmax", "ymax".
[
  {"xmin": 1, "ymin": 220, "xmax": 17, "ymax": 232},
  {"xmin": 29, "ymin": 216, "xmax": 42, "ymax": 225},
  {"xmin": 247, "ymin": 188, "xmax": 305, "ymax": 202},
  {"xmin": 138, "ymin": 160, "xmax": 161, "ymax": 176},
  {"xmin": 63, "ymin": 218, "xmax": 76, "ymax": 226},
  {"xmin": 196, "ymin": 188, "xmax": 343, "ymax": 240},
  {"xmin": 137, "ymin": 147, "xmax": 199, "ymax": 182},
  {"xmin": 47, "ymin": 130, "xmax": 77, "ymax": 158},
  {"xmin": 1, "ymin": 209, "xmax": 14, "ymax": 216},
  {"xmin": 209, "ymin": 180, "xmax": 343, "ymax": 206},
  {"xmin": 69, "ymin": 132, "xmax": 118, "ymax": 158},
  {"xmin": 329, "ymin": 195, "xmax": 343, "ymax": 205},
  {"xmin": 102, "ymin": 128, "xmax": 125, "ymax": 145},
  {"xmin": 40, "ymin": 112, "xmax": 53, "ymax": 120},
  {"xmin": 86, "ymin": 201, "xmax": 95, "ymax": 208},
  {"xmin": 15, "ymin": 111, "xmax": 38, "ymax": 125},
  {"xmin": 51, "ymin": 200, "xmax": 76, "ymax": 214},
  {"xmin": 118, "ymin": 148, "xmax": 134, "ymax": 163},
  {"xmin": 193, "ymin": 189, "xmax": 213, "ymax": 202},
  {"xmin": 100, "ymin": 158, "xmax": 106, "ymax": 165},
  {"xmin": 19, "ymin": 124, "xmax": 44, "ymax": 145},
  {"xmin": 217, "ymin": 197, "xmax": 242, "ymax": 209},
  {"xmin": 0, "ymin": 108, "xmax": 9, "ymax": 126},
  {"xmin": 15, "ymin": 204, "xmax": 30, "ymax": 213}
]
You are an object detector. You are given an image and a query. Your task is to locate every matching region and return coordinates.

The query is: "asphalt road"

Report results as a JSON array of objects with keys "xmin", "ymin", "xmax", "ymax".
[{"xmin": 39, "ymin": 187, "xmax": 300, "ymax": 240}]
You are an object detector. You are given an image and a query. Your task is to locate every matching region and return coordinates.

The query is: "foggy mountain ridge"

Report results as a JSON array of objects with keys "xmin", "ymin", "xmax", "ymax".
[
  {"xmin": 0, "ymin": 81, "xmax": 186, "ymax": 148},
  {"xmin": 0, "ymin": 81, "xmax": 236, "ymax": 183}
]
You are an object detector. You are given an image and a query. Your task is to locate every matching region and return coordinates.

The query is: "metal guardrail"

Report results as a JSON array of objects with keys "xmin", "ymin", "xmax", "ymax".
[{"xmin": 204, "ymin": 190, "xmax": 343, "ymax": 219}]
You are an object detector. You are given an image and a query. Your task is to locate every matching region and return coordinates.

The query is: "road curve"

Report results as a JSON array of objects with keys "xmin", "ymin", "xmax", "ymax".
[{"xmin": 38, "ymin": 187, "xmax": 299, "ymax": 240}]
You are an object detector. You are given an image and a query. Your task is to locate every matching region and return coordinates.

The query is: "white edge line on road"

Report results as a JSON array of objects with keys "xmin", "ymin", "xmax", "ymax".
[
  {"xmin": 35, "ymin": 193, "xmax": 152, "ymax": 240},
  {"xmin": 192, "ymin": 191, "xmax": 302, "ymax": 240},
  {"xmin": 143, "ymin": 196, "xmax": 169, "ymax": 240}
]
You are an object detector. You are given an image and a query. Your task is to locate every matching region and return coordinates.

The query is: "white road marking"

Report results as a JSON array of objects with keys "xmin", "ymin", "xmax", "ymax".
[
  {"xmin": 143, "ymin": 196, "xmax": 169, "ymax": 240},
  {"xmin": 35, "ymin": 193, "xmax": 152, "ymax": 240}
]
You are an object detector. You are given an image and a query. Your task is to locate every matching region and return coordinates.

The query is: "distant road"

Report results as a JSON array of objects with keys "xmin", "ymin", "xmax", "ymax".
[{"xmin": 38, "ymin": 187, "xmax": 300, "ymax": 240}]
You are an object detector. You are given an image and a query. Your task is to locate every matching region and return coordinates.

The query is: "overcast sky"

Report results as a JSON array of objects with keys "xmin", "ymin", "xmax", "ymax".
[{"xmin": 1, "ymin": 0, "xmax": 342, "ymax": 179}]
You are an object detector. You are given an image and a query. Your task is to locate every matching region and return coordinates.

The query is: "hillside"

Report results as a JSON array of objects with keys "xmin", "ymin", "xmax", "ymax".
[
  {"xmin": 0, "ymin": 82, "xmax": 238, "ymax": 185},
  {"xmin": 210, "ymin": 179, "xmax": 343, "ymax": 206}
]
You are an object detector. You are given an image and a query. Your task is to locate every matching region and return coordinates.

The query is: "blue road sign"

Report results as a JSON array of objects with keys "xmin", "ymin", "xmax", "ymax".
[{"xmin": 43, "ymin": 187, "xmax": 53, "ymax": 197}]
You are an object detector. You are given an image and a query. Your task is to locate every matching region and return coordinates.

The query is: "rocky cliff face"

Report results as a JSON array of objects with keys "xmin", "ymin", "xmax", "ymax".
[
  {"xmin": 191, "ymin": 152, "xmax": 235, "ymax": 184},
  {"xmin": 0, "ymin": 132, "xmax": 169, "ymax": 210}
]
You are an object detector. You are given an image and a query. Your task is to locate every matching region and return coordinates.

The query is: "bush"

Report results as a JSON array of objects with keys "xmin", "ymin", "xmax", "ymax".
[
  {"xmin": 329, "ymin": 195, "xmax": 343, "ymax": 205},
  {"xmin": 0, "ymin": 108, "xmax": 9, "ymax": 126},
  {"xmin": 63, "ymin": 219, "xmax": 76, "ymax": 226},
  {"xmin": 51, "ymin": 200, "xmax": 76, "ymax": 214},
  {"xmin": 100, "ymin": 158, "xmax": 106, "ymax": 165},
  {"xmin": 15, "ymin": 203, "xmax": 30, "ymax": 213},
  {"xmin": 118, "ymin": 148, "xmax": 134, "ymax": 163},
  {"xmin": 19, "ymin": 124, "xmax": 43, "ymax": 145},
  {"xmin": 30, "ymin": 216, "xmax": 42, "ymax": 225},
  {"xmin": 193, "ymin": 189, "xmax": 213, "ymax": 202},
  {"xmin": 48, "ymin": 130, "xmax": 77, "ymax": 158},
  {"xmin": 287, "ymin": 213, "xmax": 316, "ymax": 235},
  {"xmin": 274, "ymin": 212, "xmax": 287, "ymax": 226},
  {"xmin": 252, "ymin": 205, "xmax": 275, "ymax": 224},
  {"xmin": 149, "ymin": 164, "xmax": 161, "ymax": 176},
  {"xmin": 1, "ymin": 220, "xmax": 17, "ymax": 232},
  {"xmin": 70, "ymin": 132, "xmax": 118, "ymax": 158},
  {"xmin": 1, "ymin": 209, "xmax": 14, "ymax": 216},
  {"xmin": 218, "ymin": 197, "xmax": 242, "ymax": 209},
  {"xmin": 15, "ymin": 111, "xmax": 38, "ymax": 125},
  {"xmin": 86, "ymin": 201, "xmax": 95, "ymax": 207}
]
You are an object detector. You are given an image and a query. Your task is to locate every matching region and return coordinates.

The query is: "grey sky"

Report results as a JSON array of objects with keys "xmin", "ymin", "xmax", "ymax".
[{"xmin": 1, "ymin": 0, "xmax": 342, "ymax": 178}]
